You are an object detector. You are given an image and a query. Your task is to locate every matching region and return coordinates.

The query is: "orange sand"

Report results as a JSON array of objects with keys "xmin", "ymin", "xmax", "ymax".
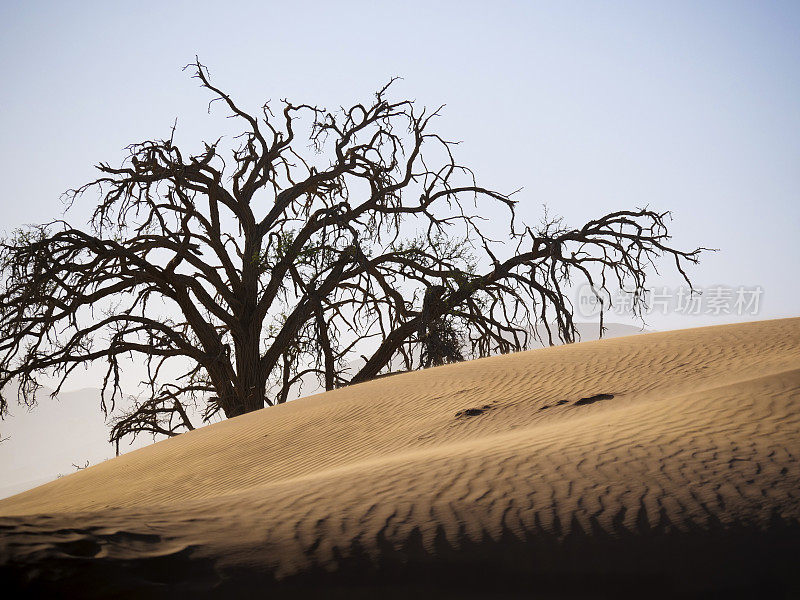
[{"xmin": 1, "ymin": 319, "xmax": 799, "ymax": 598}]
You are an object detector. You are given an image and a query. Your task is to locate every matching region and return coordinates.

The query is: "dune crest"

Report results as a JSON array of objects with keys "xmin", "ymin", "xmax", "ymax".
[{"xmin": 1, "ymin": 319, "xmax": 799, "ymax": 597}]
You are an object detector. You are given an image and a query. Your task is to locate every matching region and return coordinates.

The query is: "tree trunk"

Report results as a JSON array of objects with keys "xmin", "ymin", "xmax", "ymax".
[{"xmin": 229, "ymin": 333, "xmax": 266, "ymax": 417}]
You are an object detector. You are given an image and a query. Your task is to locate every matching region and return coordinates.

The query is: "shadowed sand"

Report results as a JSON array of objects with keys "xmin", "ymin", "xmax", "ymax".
[{"xmin": 1, "ymin": 319, "xmax": 799, "ymax": 598}]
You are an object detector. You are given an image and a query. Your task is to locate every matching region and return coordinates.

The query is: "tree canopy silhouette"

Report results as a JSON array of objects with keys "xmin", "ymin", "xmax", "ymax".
[{"xmin": 0, "ymin": 60, "xmax": 704, "ymax": 450}]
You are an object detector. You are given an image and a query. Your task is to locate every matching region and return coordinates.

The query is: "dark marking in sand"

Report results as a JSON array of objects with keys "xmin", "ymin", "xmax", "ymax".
[
  {"xmin": 574, "ymin": 393, "xmax": 614, "ymax": 406},
  {"xmin": 540, "ymin": 399, "xmax": 570, "ymax": 411},
  {"xmin": 455, "ymin": 404, "xmax": 492, "ymax": 418}
]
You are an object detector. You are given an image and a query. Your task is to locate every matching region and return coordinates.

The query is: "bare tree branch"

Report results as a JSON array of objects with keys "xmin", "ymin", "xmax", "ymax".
[{"xmin": 0, "ymin": 60, "xmax": 707, "ymax": 450}]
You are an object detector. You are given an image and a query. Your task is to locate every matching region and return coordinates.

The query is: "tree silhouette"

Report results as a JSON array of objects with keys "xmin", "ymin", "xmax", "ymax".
[{"xmin": 0, "ymin": 60, "xmax": 704, "ymax": 451}]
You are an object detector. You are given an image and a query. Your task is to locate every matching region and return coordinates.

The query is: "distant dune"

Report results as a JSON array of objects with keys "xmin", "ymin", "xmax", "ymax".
[
  {"xmin": 0, "ymin": 388, "xmax": 155, "ymax": 500},
  {"xmin": 1, "ymin": 319, "xmax": 798, "ymax": 598}
]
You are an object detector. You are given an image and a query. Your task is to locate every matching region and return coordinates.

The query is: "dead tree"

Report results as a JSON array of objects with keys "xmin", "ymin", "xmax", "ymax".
[{"xmin": 0, "ymin": 59, "xmax": 705, "ymax": 451}]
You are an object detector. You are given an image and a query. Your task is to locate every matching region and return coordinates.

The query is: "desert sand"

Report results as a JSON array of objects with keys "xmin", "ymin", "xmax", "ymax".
[{"xmin": 1, "ymin": 318, "xmax": 799, "ymax": 598}]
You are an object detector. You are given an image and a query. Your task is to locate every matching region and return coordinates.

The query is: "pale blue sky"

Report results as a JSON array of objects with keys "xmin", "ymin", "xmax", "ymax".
[{"xmin": 1, "ymin": 0, "xmax": 798, "ymax": 329}]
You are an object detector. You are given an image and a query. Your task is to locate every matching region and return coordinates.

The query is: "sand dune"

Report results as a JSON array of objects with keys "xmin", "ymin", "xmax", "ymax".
[
  {"xmin": 0, "ymin": 321, "xmax": 646, "ymax": 504},
  {"xmin": 1, "ymin": 318, "xmax": 799, "ymax": 597}
]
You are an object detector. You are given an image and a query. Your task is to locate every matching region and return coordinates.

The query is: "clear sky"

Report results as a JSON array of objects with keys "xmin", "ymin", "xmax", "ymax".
[{"xmin": 1, "ymin": 0, "xmax": 798, "ymax": 337}]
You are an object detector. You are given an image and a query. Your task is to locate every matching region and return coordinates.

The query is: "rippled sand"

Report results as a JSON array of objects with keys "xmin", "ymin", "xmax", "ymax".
[{"xmin": 1, "ymin": 318, "xmax": 798, "ymax": 598}]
